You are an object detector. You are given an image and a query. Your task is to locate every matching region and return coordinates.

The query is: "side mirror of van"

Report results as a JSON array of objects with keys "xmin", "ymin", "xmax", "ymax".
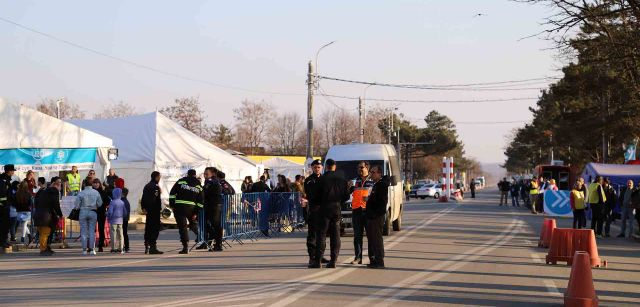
[{"xmin": 390, "ymin": 176, "xmax": 398, "ymax": 186}]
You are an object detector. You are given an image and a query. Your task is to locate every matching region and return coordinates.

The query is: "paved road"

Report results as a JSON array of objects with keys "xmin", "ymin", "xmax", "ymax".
[{"xmin": 1, "ymin": 190, "xmax": 639, "ymax": 306}]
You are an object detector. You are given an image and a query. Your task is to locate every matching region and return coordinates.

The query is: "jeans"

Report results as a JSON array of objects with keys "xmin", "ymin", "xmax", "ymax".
[
  {"xmin": 352, "ymin": 209, "xmax": 365, "ymax": 260},
  {"xmin": 38, "ymin": 226, "xmax": 51, "ymax": 252},
  {"xmin": 511, "ymin": 194, "xmax": 520, "ymax": 207},
  {"xmin": 110, "ymin": 223, "xmax": 124, "ymax": 251},
  {"xmin": 619, "ymin": 207, "xmax": 635, "ymax": 237},
  {"xmin": 17, "ymin": 211, "xmax": 31, "ymax": 240},
  {"xmin": 79, "ymin": 210, "xmax": 98, "ymax": 251},
  {"xmin": 573, "ymin": 209, "xmax": 586, "ymax": 229}
]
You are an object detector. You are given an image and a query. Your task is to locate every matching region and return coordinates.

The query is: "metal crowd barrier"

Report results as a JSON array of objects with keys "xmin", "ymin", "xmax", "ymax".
[{"xmin": 195, "ymin": 192, "xmax": 304, "ymax": 249}]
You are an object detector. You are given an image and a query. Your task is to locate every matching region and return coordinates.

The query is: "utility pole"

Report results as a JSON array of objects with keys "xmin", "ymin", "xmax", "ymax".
[
  {"xmin": 358, "ymin": 96, "xmax": 364, "ymax": 143},
  {"xmin": 306, "ymin": 61, "xmax": 315, "ymax": 161}
]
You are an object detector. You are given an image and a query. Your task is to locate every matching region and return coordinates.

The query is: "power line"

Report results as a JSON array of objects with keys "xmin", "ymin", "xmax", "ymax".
[
  {"xmin": 318, "ymin": 75, "xmax": 557, "ymax": 91},
  {"xmin": 0, "ymin": 16, "xmax": 304, "ymax": 97},
  {"xmin": 318, "ymin": 93, "xmax": 538, "ymax": 104},
  {"xmin": 316, "ymin": 86, "xmax": 356, "ymax": 112}
]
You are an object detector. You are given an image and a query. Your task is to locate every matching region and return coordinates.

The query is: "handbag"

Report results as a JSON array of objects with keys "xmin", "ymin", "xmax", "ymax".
[{"xmin": 68, "ymin": 208, "xmax": 80, "ymax": 221}]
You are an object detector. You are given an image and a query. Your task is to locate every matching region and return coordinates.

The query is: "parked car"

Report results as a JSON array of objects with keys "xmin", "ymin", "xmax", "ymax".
[
  {"xmin": 409, "ymin": 183, "xmax": 424, "ymax": 199},
  {"xmin": 416, "ymin": 183, "xmax": 442, "ymax": 199}
]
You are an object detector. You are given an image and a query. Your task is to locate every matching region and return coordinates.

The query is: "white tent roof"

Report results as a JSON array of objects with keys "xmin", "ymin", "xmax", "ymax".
[
  {"xmin": 0, "ymin": 99, "xmax": 113, "ymax": 149},
  {"xmin": 263, "ymin": 157, "xmax": 305, "ymax": 180},
  {"xmin": 71, "ymin": 112, "xmax": 256, "ymax": 175}
]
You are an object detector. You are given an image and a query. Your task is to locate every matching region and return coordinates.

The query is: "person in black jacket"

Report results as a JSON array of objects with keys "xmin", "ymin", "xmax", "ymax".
[
  {"xmin": 92, "ymin": 179, "xmax": 111, "ymax": 252},
  {"xmin": 250, "ymin": 175, "xmax": 272, "ymax": 193},
  {"xmin": 602, "ymin": 178, "xmax": 618, "ymax": 237},
  {"xmin": 217, "ymin": 171, "xmax": 236, "ymax": 195},
  {"xmin": 203, "ymin": 167, "xmax": 224, "ymax": 252},
  {"xmin": 304, "ymin": 159, "xmax": 325, "ymax": 267},
  {"xmin": 313, "ymin": 159, "xmax": 350, "ymax": 269},
  {"xmin": 0, "ymin": 164, "xmax": 16, "ymax": 249},
  {"xmin": 34, "ymin": 177, "xmax": 63, "ymax": 256},
  {"xmin": 169, "ymin": 169, "xmax": 204, "ymax": 254},
  {"xmin": 142, "ymin": 171, "xmax": 163, "ymax": 255},
  {"xmin": 365, "ymin": 165, "xmax": 389, "ymax": 269}
]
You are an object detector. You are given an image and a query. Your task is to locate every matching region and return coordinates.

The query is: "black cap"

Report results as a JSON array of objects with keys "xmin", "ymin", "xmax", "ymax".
[
  {"xmin": 311, "ymin": 159, "xmax": 322, "ymax": 166},
  {"xmin": 187, "ymin": 169, "xmax": 197, "ymax": 177},
  {"xmin": 3, "ymin": 164, "xmax": 16, "ymax": 172},
  {"xmin": 325, "ymin": 159, "xmax": 336, "ymax": 167}
]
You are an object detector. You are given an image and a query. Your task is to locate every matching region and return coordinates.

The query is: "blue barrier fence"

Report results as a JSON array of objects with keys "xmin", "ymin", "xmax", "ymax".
[{"xmin": 193, "ymin": 192, "xmax": 304, "ymax": 249}]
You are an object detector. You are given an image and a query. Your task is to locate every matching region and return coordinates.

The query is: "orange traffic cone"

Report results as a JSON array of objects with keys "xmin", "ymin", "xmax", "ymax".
[
  {"xmin": 569, "ymin": 229, "xmax": 603, "ymax": 268},
  {"xmin": 564, "ymin": 251, "xmax": 598, "ymax": 307},
  {"xmin": 539, "ymin": 218, "xmax": 556, "ymax": 248}
]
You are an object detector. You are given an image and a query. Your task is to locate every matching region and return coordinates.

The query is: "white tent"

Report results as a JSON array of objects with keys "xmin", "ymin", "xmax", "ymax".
[
  {"xmin": 71, "ymin": 112, "xmax": 258, "ymax": 211},
  {"xmin": 0, "ymin": 99, "xmax": 113, "ymax": 179},
  {"xmin": 262, "ymin": 157, "xmax": 305, "ymax": 181}
]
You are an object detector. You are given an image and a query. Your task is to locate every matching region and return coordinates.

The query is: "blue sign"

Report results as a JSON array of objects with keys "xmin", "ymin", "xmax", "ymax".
[
  {"xmin": 543, "ymin": 190, "xmax": 573, "ymax": 217},
  {"xmin": 0, "ymin": 148, "xmax": 97, "ymax": 171}
]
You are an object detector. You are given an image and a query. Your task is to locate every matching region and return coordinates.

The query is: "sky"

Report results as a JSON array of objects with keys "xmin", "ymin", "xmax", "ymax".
[{"xmin": 0, "ymin": 0, "xmax": 560, "ymax": 163}]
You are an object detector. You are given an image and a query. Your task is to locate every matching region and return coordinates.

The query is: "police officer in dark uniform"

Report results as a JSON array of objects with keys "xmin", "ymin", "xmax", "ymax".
[
  {"xmin": 169, "ymin": 169, "xmax": 204, "ymax": 254},
  {"xmin": 0, "ymin": 164, "xmax": 16, "ymax": 249},
  {"xmin": 142, "ymin": 171, "xmax": 163, "ymax": 255},
  {"xmin": 365, "ymin": 165, "xmax": 389, "ymax": 269},
  {"xmin": 313, "ymin": 159, "xmax": 350, "ymax": 268},
  {"xmin": 203, "ymin": 167, "xmax": 223, "ymax": 252},
  {"xmin": 217, "ymin": 171, "xmax": 236, "ymax": 195},
  {"xmin": 347, "ymin": 161, "xmax": 374, "ymax": 265},
  {"xmin": 304, "ymin": 159, "xmax": 325, "ymax": 267}
]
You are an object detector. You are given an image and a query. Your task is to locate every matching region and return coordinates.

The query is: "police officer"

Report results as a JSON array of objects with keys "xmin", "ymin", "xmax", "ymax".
[
  {"xmin": 313, "ymin": 159, "xmax": 350, "ymax": 269},
  {"xmin": 169, "ymin": 169, "xmax": 204, "ymax": 254},
  {"xmin": 0, "ymin": 164, "xmax": 16, "ymax": 249},
  {"xmin": 217, "ymin": 171, "xmax": 236, "ymax": 195},
  {"xmin": 365, "ymin": 165, "xmax": 389, "ymax": 269},
  {"xmin": 142, "ymin": 171, "xmax": 163, "ymax": 255},
  {"xmin": 304, "ymin": 159, "xmax": 323, "ymax": 267},
  {"xmin": 203, "ymin": 167, "xmax": 223, "ymax": 252},
  {"xmin": 347, "ymin": 161, "xmax": 374, "ymax": 265}
]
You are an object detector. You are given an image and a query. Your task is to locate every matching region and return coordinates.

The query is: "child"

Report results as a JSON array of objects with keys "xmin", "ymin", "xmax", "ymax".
[{"xmin": 107, "ymin": 188, "xmax": 128, "ymax": 254}]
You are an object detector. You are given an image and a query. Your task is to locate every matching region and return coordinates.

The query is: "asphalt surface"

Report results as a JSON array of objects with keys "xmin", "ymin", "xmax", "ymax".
[{"xmin": 1, "ymin": 189, "xmax": 639, "ymax": 306}]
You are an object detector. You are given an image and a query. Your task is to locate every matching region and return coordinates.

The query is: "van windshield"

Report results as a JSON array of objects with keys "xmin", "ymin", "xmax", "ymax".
[{"xmin": 331, "ymin": 160, "xmax": 385, "ymax": 180}]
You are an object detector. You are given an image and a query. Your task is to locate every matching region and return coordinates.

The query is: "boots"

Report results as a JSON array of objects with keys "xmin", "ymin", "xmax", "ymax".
[
  {"xmin": 144, "ymin": 244, "xmax": 149, "ymax": 255},
  {"xmin": 149, "ymin": 245, "xmax": 164, "ymax": 255},
  {"xmin": 178, "ymin": 241, "xmax": 189, "ymax": 254}
]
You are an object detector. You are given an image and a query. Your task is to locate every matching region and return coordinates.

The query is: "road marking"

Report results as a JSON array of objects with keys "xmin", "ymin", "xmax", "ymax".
[
  {"xmin": 543, "ymin": 279, "xmax": 562, "ymax": 297},
  {"xmin": 149, "ymin": 206, "xmax": 458, "ymax": 307},
  {"xmin": 531, "ymin": 253, "xmax": 543, "ymax": 264},
  {"xmin": 266, "ymin": 206, "xmax": 458, "ymax": 307},
  {"xmin": 6, "ymin": 251, "xmax": 182, "ymax": 278},
  {"xmin": 346, "ymin": 219, "xmax": 522, "ymax": 307}
]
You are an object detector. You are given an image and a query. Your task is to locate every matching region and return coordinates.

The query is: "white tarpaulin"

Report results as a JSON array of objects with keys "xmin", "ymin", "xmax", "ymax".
[
  {"xmin": 262, "ymin": 157, "xmax": 305, "ymax": 181},
  {"xmin": 0, "ymin": 99, "xmax": 113, "ymax": 178},
  {"xmin": 71, "ymin": 112, "xmax": 258, "ymax": 211}
]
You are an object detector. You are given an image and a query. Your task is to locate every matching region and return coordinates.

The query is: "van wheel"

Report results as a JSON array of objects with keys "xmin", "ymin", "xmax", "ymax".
[
  {"xmin": 383, "ymin": 209, "xmax": 392, "ymax": 236},
  {"xmin": 434, "ymin": 192, "xmax": 440, "ymax": 199},
  {"xmin": 392, "ymin": 206, "xmax": 402, "ymax": 231}
]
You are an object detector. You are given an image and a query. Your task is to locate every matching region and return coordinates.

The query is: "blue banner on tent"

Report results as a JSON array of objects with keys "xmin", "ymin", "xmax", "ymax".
[
  {"xmin": 0, "ymin": 148, "xmax": 97, "ymax": 171},
  {"xmin": 543, "ymin": 190, "xmax": 573, "ymax": 217}
]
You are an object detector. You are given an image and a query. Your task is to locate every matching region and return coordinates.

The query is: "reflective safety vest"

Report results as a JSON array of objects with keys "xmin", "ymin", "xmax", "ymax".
[
  {"xmin": 587, "ymin": 183, "xmax": 606, "ymax": 204},
  {"xmin": 351, "ymin": 176, "xmax": 374, "ymax": 210},
  {"xmin": 67, "ymin": 173, "xmax": 81, "ymax": 192},
  {"xmin": 571, "ymin": 189, "xmax": 586, "ymax": 210},
  {"xmin": 529, "ymin": 180, "xmax": 539, "ymax": 195}
]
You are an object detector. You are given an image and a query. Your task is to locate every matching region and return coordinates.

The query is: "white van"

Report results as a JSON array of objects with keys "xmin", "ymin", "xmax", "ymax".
[{"xmin": 324, "ymin": 143, "xmax": 404, "ymax": 236}]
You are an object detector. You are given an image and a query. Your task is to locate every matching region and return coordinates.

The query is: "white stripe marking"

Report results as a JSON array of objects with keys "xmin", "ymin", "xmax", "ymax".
[{"xmin": 544, "ymin": 279, "xmax": 562, "ymax": 297}]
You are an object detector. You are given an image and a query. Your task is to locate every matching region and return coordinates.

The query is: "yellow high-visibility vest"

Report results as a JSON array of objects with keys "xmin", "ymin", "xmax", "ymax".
[
  {"xmin": 66, "ymin": 173, "xmax": 81, "ymax": 191},
  {"xmin": 529, "ymin": 180, "xmax": 539, "ymax": 195},
  {"xmin": 587, "ymin": 183, "xmax": 606, "ymax": 204},
  {"xmin": 571, "ymin": 190, "xmax": 585, "ymax": 210}
]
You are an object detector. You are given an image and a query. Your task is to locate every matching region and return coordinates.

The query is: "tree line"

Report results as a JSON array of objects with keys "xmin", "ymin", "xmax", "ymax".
[
  {"xmin": 31, "ymin": 96, "xmax": 481, "ymax": 179},
  {"xmin": 504, "ymin": 0, "xmax": 640, "ymax": 173}
]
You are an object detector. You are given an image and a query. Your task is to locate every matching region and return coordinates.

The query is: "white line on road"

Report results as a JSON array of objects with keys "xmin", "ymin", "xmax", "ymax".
[
  {"xmin": 148, "ymin": 206, "xmax": 457, "ymax": 307},
  {"xmin": 348, "ymin": 219, "xmax": 523, "ymax": 307},
  {"xmin": 543, "ymin": 279, "xmax": 562, "ymax": 297}
]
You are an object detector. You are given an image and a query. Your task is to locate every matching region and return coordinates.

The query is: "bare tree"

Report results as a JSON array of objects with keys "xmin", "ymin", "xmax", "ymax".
[
  {"xmin": 320, "ymin": 108, "xmax": 359, "ymax": 147},
  {"xmin": 35, "ymin": 98, "xmax": 86, "ymax": 119},
  {"xmin": 233, "ymin": 99, "xmax": 275, "ymax": 154},
  {"xmin": 93, "ymin": 101, "xmax": 139, "ymax": 119},
  {"xmin": 267, "ymin": 112, "xmax": 302, "ymax": 155},
  {"xmin": 159, "ymin": 97, "xmax": 209, "ymax": 138}
]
